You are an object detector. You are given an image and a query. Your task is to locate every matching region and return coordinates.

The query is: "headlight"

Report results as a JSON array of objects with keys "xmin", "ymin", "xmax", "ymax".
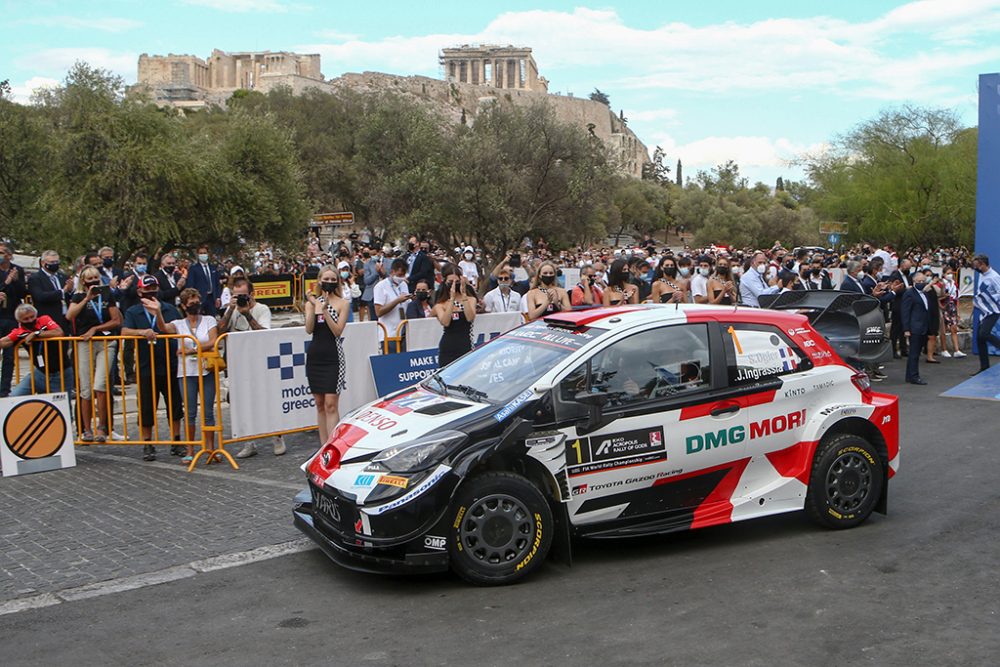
[{"xmin": 372, "ymin": 430, "xmax": 465, "ymax": 473}]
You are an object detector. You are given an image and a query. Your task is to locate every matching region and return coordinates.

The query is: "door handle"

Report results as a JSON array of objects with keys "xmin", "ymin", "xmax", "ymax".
[{"xmin": 710, "ymin": 403, "xmax": 740, "ymax": 417}]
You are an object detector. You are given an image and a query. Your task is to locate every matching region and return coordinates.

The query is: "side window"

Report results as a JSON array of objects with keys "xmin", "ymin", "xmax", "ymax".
[
  {"xmin": 569, "ymin": 324, "xmax": 712, "ymax": 409},
  {"xmin": 722, "ymin": 323, "xmax": 813, "ymax": 386}
]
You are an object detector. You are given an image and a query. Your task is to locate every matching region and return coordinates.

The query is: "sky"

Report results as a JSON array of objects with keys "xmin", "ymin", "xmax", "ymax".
[{"xmin": 3, "ymin": 0, "xmax": 998, "ymax": 185}]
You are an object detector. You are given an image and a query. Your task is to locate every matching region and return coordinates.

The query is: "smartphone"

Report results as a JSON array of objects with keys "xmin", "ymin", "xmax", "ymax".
[{"xmin": 92, "ymin": 285, "xmax": 111, "ymax": 300}]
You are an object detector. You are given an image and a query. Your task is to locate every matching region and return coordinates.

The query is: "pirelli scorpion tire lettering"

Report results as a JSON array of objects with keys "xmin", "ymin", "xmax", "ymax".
[
  {"xmin": 448, "ymin": 472, "xmax": 553, "ymax": 586},
  {"xmin": 806, "ymin": 434, "xmax": 884, "ymax": 529}
]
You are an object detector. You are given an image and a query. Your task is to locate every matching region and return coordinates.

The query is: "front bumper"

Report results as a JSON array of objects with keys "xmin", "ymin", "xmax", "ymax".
[{"xmin": 293, "ymin": 495, "xmax": 450, "ymax": 575}]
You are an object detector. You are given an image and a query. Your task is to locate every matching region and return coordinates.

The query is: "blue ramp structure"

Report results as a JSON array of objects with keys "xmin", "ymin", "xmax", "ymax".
[{"xmin": 940, "ymin": 365, "xmax": 1000, "ymax": 402}]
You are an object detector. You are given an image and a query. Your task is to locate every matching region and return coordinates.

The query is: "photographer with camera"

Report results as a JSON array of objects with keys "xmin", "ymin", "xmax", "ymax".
[
  {"xmin": 570, "ymin": 265, "xmax": 603, "ymax": 307},
  {"xmin": 67, "ymin": 266, "xmax": 122, "ymax": 442},
  {"xmin": 489, "ymin": 252, "xmax": 531, "ymax": 296}
]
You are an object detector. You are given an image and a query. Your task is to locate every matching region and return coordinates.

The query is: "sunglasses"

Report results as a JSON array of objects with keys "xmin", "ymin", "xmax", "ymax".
[{"xmin": 497, "ymin": 277, "xmax": 511, "ymax": 282}]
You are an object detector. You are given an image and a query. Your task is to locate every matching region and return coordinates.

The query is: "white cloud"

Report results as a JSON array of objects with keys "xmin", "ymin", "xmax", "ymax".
[
  {"xmin": 17, "ymin": 48, "xmax": 138, "ymax": 82},
  {"xmin": 626, "ymin": 108, "xmax": 680, "ymax": 125},
  {"xmin": 650, "ymin": 132, "xmax": 827, "ymax": 172},
  {"xmin": 314, "ymin": 29, "xmax": 360, "ymax": 42},
  {"xmin": 9, "ymin": 76, "xmax": 60, "ymax": 105},
  {"xmin": 182, "ymin": 0, "xmax": 292, "ymax": 12},
  {"xmin": 22, "ymin": 16, "xmax": 143, "ymax": 32}
]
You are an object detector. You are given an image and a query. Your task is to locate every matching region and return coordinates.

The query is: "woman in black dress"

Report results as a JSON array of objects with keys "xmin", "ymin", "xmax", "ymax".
[
  {"xmin": 707, "ymin": 257, "xmax": 738, "ymax": 305},
  {"xmin": 304, "ymin": 267, "xmax": 350, "ymax": 446},
  {"xmin": 433, "ymin": 267, "xmax": 477, "ymax": 367}
]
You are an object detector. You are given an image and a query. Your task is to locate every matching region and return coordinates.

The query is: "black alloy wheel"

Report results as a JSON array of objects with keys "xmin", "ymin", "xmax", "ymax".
[{"xmin": 806, "ymin": 433, "xmax": 884, "ymax": 529}]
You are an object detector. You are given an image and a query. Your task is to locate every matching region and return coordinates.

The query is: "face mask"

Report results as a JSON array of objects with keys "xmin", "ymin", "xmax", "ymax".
[
  {"xmin": 22, "ymin": 319, "xmax": 38, "ymax": 330},
  {"xmin": 679, "ymin": 267, "xmax": 690, "ymax": 277},
  {"xmin": 198, "ymin": 254, "xmax": 209, "ymax": 263},
  {"xmin": 135, "ymin": 264, "xmax": 147, "ymax": 274},
  {"xmin": 945, "ymin": 275, "xmax": 954, "ymax": 282},
  {"xmin": 340, "ymin": 271, "xmax": 350, "ymax": 280},
  {"xmin": 717, "ymin": 266, "xmax": 730, "ymax": 276},
  {"xmin": 415, "ymin": 291, "xmax": 430, "ymax": 301},
  {"xmin": 362, "ymin": 253, "xmax": 370, "ymax": 259},
  {"xmin": 391, "ymin": 275, "xmax": 404, "ymax": 285},
  {"xmin": 320, "ymin": 281, "xmax": 339, "ymax": 293},
  {"xmin": 464, "ymin": 253, "xmax": 473, "ymax": 260},
  {"xmin": 913, "ymin": 281, "xmax": 926, "ymax": 290},
  {"xmin": 811, "ymin": 268, "xmax": 821, "ymax": 276},
  {"xmin": 140, "ymin": 291, "xmax": 158, "ymax": 300},
  {"xmin": 0, "ymin": 255, "xmax": 8, "ymax": 265},
  {"xmin": 921, "ymin": 265, "xmax": 930, "ymax": 272},
  {"xmin": 664, "ymin": 266, "xmax": 677, "ymax": 278},
  {"xmin": 699, "ymin": 267, "xmax": 711, "ymax": 277},
  {"xmin": 755, "ymin": 264, "xmax": 767, "ymax": 274},
  {"xmin": 540, "ymin": 274, "xmax": 556, "ymax": 285},
  {"xmin": 102, "ymin": 257, "xmax": 114, "ymax": 268},
  {"xmin": 45, "ymin": 262, "xmax": 60, "ymax": 273},
  {"xmin": 163, "ymin": 265, "xmax": 176, "ymax": 274},
  {"xmin": 187, "ymin": 302, "xmax": 202, "ymax": 314}
]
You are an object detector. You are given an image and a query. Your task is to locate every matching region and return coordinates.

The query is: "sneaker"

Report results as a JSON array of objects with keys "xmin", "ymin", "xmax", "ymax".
[
  {"xmin": 872, "ymin": 371, "xmax": 888, "ymax": 379},
  {"xmin": 235, "ymin": 443, "xmax": 258, "ymax": 459},
  {"xmin": 940, "ymin": 350, "xmax": 952, "ymax": 358},
  {"xmin": 110, "ymin": 431, "xmax": 125, "ymax": 441},
  {"xmin": 870, "ymin": 375, "xmax": 885, "ymax": 382},
  {"xmin": 170, "ymin": 445, "xmax": 185, "ymax": 456},
  {"xmin": 273, "ymin": 436, "xmax": 286, "ymax": 456},
  {"xmin": 142, "ymin": 445, "xmax": 156, "ymax": 461},
  {"xmin": 954, "ymin": 350, "xmax": 967, "ymax": 358}
]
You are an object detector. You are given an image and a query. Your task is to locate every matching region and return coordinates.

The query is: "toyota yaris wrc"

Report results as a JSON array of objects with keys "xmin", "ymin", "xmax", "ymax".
[{"xmin": 294, "ymin": 302, "xmax": 899, "ymax": 585}]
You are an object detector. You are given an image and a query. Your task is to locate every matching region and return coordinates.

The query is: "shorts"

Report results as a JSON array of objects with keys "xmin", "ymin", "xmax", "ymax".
[
  {"xmin": 75, "ymin": 339, "xmax": 118, "ymax": 399},
  {"xmin": 137, "ymin": 373, "xmax": 183, "ymax": 427}
]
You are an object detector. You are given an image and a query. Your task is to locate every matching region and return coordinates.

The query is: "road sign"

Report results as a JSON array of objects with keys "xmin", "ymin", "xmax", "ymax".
[
  {"xmin": 1, "ymin": 393, "xmax": 76, "ymax": 477},
  {"xmin": 827, "ymin": 233, "xmax": 842, "ymax": 246},
  {"xmin": 311, "ymin": 212, "xmax": 355, "ymax": 226}
]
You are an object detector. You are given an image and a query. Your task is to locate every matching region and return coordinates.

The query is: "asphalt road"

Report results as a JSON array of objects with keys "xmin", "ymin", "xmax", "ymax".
[{"xmin": 3, "ymin": 356, "xmax": 999, "ymax": 666}]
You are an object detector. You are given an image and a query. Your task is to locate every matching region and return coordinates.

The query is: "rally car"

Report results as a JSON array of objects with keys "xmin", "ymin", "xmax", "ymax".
[{"xmin": 294, "ymin": 303, "xmax": 899, "ymax": 585}]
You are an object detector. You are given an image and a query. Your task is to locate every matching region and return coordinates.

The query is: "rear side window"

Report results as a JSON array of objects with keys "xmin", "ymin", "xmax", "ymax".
[{"xmin": 721, "ymin": 323, "xmax": 812, "ymax": 386}]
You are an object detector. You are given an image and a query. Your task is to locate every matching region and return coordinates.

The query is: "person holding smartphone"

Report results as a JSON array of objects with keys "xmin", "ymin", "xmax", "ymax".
[
  {"xmin": 67, "ymin": 266, "xmax": 122, "ymax": 442},
  {"xmin": 433, "ymin": 266, "xmax": 477, "ymax": 367},
  {"xmin": 304, "ymin": 267, "xmax": 350, "ymax": 446}
]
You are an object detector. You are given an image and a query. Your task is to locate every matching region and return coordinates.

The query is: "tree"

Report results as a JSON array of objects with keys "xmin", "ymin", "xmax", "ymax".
[
  {"xmin": 695, "ymin": 160, "xmax": 748, "ymax": 195},
  {"xmin": 676, "ymin": 159, "xmax": 683, "ymax": 186},
  {"xmin": 775, "ymin": 176, "xmax": 784, "ymax": 191},
  {"xmin": 641, "ymin": 145, "xmax": 671, "ymax": 184},
  {"xmin": 0, "ymin": 95, "xmax": 52, "ymax": 245},
  {"xmin": 589, "ymin": 89, "xmax": 610, "ymax": 106}
]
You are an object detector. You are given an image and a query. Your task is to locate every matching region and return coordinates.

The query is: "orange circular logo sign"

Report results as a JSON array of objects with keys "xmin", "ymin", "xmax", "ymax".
[{"xmin": 3, "ymin": 400, "xmax": 67, "ymax": 459}]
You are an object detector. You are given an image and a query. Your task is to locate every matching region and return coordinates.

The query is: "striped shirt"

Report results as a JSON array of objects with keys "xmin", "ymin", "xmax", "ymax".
[{"xmin": 974, "ymin": 267, "xmax": 1000, "ymax": 316}]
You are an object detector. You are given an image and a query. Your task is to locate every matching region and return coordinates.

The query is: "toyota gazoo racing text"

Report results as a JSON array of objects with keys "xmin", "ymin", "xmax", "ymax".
[{"xmin": 294, "ymin": 302, "xmax": 900, "ymax": 585}]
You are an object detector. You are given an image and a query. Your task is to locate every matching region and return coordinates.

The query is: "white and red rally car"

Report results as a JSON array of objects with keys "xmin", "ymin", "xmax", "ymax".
[{"xmin": 295, "ymin": 301, "xmax": 899, "ymax": 585}]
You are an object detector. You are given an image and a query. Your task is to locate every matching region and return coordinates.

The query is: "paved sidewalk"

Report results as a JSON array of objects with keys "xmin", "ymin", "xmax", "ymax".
[{"xmin": 0, "ymin": 429, "xmax": 317, "ymax": 602}]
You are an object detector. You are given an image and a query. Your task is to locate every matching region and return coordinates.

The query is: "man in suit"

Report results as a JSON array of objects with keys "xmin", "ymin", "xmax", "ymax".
[
  {"xmin": 186, "ymin": 244, "xmax": 222, "ymax": 316},
  {"xmin": 888, "ymin": 258, "xmax": 912, "ymax": 358},
  {"xmin": 407, "ymin": 239, "xmax": 437, "ymax": 293},
  {"xmin": 155, "ymin": 252, "xmax": 186, "ymax": 306},
  {"xmin": 97, "ymin": 246, "xmax": 124, "ymax": 287},
  {"xmin": 839, "ymin": 261, "xmax": 867, "ymax": 293},
  {"xmin": 27, "ymin": 250, "xmax": 73, "ymax": 330},
  {"xmin": 901, "ymin": 270, "xmax": 931, "ymax": 385},
  {"xmin": 0, "ymin": 242, "xmax": 27, "ymax": 397}
]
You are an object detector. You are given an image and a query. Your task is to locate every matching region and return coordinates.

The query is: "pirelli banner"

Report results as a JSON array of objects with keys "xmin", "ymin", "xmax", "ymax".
[{"xmin": 250, "ymin": 273, "xmax": 296, "ymax": 307}]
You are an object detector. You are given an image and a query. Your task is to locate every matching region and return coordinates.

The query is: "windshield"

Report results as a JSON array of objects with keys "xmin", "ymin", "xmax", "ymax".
[{"xmin": 424, "ymin": 321, "xmax": 608, "ymax": 404}]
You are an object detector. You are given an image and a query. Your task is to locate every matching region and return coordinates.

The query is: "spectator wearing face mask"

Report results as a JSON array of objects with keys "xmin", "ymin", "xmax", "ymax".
[
  {"xmin": 338, "ymin": 261, "xmax": 361, "ymax": 321},
  {"xmin": 156, "ymin": 253, "xmax": 187, "ymax": 306},
  {"xmin": 407, "ymin": 240, "xmax": 437, "ymax": 293},
  {"xmin": 937, "ymin": 269, "xmax": 965, "ymax": 359},
  {"xmin": 484, "ymin": 268, "xmax": 523, "ymax": 313},
  {"xmin": 457, "ymin": 246, "xmax": 480, "ymax": 288},
  {"xmin": 375, "ymin": 259, "xmax": 413, "ymax": 350},
  {"xmin": 1, "ymin": 304, "xmax": 74, "ymax": 397},
  {"xmin": 187, "ymin": 245, "xmax": 222, "ymax": 316},
  {"xmin": 360, "ymin": 246, "xmax": 385, "ymax": 322},
  {"xmin": 740, "ymin": 252, "xmax": 780, "ymax": 307},
  {"xmin": 304, "ymin": 266, "xmax": 350, "ymax": 446},
  {"xmin": 602, "ymin": 259, "xmax": 638, "ymax": 307},
  {"xmin": 434, "ymin": 266, "xmax": 478, "ymax": 366},
  {"xmin": 219, "ymin": 266, "xmax": 245, "ymax": 310},
  {"xmin": 67, "ymin": 266, "xmax": 122, "ymax": 442},
  {"xmin": 28, "ymin": 250, "xmax": 74, "ymax": 331},
  {"xmin": 120, "ymin": 275, "xmax": 184, "ymax": 461},
  {"xmin": 650, "ymin": 256, "xmax": 684, "ymax": 304},
  {"xmin": 526, "ymin": 261, "xmax": 571, "ymax": 321},
  {"xmin": 901, "ymin": 270, "xmax": 932, "ymax": 385},
  {"xmin": 170, "ymin": 288, "xmax": 219, "ymax": 463},
  {"xmin": 405, "ymin": 279, "xmax": 435, "ymax": 318},
  {"xmin": 708, "ymin": 259, "xmax": 739, "ymax": 304},
  {"xmin": 691, "ymin": 256, "xmax": 713, "ymax": 304}
]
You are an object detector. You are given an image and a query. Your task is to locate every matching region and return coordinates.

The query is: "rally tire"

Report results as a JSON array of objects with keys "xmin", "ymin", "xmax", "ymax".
[
  {"xmin": 806, "ymin": 433, "xmax": 884, "ymax": 529},
  {"xmin": 447, "ymin": 471, "xmax": 553, "ymax": 586}
]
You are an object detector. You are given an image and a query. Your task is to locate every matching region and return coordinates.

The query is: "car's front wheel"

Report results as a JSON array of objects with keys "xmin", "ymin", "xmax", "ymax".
[
  {"xmin": 448, "ymin": 472, "xmax": 553, "ymax": 586},
  {"xmin": 806, "ymin": 433, "xmax": 884, "ymax": 529}
]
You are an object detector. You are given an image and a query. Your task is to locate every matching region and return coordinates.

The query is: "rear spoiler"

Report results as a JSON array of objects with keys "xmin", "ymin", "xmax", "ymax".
[{"xmin": 758, "ymin": 290, "xmax": 891, "ymax": 365}]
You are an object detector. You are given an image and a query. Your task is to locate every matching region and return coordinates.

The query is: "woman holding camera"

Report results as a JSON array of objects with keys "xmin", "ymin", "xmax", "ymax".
[
  {"xmin": 434, "ymin": 266, "xmax": 478, "ymax": 366},
  {"xmin": 67, "ymin": 266, "xmax": 122, "ymax": 442},
  {"xmin": 167, "ymin": 288, "xmax": 219, "ymax": 462},
  {"xmin": 526, "ymin": 261, "xmax": 571, "ymax": 321},
  {"xmin": 304, "ymin": 266, "xmax": 350, "ymax": 445}
]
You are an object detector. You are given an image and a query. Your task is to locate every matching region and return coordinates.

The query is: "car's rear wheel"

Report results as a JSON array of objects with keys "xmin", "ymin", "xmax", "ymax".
[
  {"xmin": 806, "ymin": 433, "xmax": 883, "ymax": 529},
  {"xmin": 448, "ymin": 471, "xmax": 552, "ymax": 586}
]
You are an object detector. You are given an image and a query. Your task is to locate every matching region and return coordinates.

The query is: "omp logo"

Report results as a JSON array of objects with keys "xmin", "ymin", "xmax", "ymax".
[
  {"xmin": 267, "ymin": 341, "xmax": 311, "ymax": 380},
  {"xmin": 686, "ymin": 409, "xmax": 807, "ymax": 454},
  {"xmin": 424, "ymin": 535, "xmax": 446, "ymax": 550}
]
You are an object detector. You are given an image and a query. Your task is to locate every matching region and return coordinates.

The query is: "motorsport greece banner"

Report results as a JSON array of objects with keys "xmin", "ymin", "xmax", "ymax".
[{"xmin": 227, "ymin": 323, "xmax": 381, "ymax": 439}]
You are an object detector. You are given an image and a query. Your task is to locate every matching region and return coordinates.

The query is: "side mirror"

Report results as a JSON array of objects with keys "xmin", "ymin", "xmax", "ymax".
[
  {"xmin": 574, "ymin": 390, "xmax": 611, "ymax": 435},
  {"xmin": 574, "ymin": 390, "xmax": 609, "ymax": 408}
]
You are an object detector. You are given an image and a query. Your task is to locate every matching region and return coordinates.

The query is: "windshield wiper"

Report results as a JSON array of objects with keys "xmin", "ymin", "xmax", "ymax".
[
  {"xmin": 426, "ymin": 370, "xmax": 448, "ymax": 397},
  {"xmin": 446, "ymin": 383, "xmax": 490, "ymax": 403}
]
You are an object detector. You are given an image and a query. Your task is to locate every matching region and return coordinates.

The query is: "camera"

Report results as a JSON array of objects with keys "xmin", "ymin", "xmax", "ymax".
[
  {"xmin": 509, "ymin": 253, "xmax": 521, "ymax": 268},
  {"xmin": 236, "ymin": 294, "xmax": 250, "ymax": 307}
]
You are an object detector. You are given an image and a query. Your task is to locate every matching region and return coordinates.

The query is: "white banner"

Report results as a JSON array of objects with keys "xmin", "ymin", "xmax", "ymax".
[
  {"xmin": 227, "ymin": 322, "xmax": 380, "ymax": 439},
  {"xmin": 959, "ymin": 267, "xmax": 975, "ymax": 298},
  {"xmin": 403, "ymin": 311, "xmax": 525, "ymax": 352},
  {"xmin": 561, "ymin": 268, "xmax": 580, "ymax": 290}
]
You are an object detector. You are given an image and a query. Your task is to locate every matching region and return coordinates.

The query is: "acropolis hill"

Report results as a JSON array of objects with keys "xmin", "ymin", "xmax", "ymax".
[{"xmin": 136, "ymin": 45, "xmax": 650, "ymax": 178}]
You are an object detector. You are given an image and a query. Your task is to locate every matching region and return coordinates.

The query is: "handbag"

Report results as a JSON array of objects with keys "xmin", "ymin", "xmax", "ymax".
[{"xmin": 202, "ymin": 350, "xmax": 227, "ymax": 373}]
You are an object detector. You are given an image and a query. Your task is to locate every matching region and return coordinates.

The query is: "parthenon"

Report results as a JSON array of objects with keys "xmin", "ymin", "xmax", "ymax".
[{"xmin": 439, "ymin": 45, "xmax": 548, "ymax": 93}]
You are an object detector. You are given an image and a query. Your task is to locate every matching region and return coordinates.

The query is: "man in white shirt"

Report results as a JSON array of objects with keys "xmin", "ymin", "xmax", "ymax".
[
  {"xmin": 740, "ymin": 252, "xmax": 780, "ymax": 307},
  {"xmin": 691, "ymin": 256, "xmax": 712, "ymax": 304},
  {"xmin": 484, "ymin": 269, "xmax": 523, "ymax": 313},
  {"xmin": 374, "ymin": 259, "xmax": 412, "ymax": 349}
]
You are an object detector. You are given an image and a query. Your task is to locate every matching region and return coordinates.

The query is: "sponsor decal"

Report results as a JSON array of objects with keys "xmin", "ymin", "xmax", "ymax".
[
  {"xmin": 314, "ymin": 493, "xmax": 341, "ymax": 522},
  {"xmin": 353, "ymin": 474, "xmax": 377, "ymax": 487},
  {"xmin": 364, "ymin": 461, "xmax": 390, "ymax": 473},
  {"xmin": 423, "ymin": 535, "xmax": 447, "ymax": 551},
  {"xmin": 566, "ymin": 429, "xmax": 667, "ymax": 477},
  {"xmin": 784, "ymin": 387, "xmax": 806, "ymax": 398},
  {"xmin": 802, "ymin": 339, "xmax": 816, "ymax": 348},
  {"xmin": 525, "ymin": 435, "xmax": 561, "ymax": 448},
  {"xmin": 502, "ymin": 323, "xmax": 606, "ymax": 351},
  {"xmin": 819, "ymin": 404, "xmax": 850, "ymax": 416},
  {"xmin": 378, "ymin": 474, "xmax": 409, "ymax": 489},
  {"xmin": 453, "ymin": 506, "xmax": 466, "ymax": 529},
  {"xmin": 351, "ymin": 409, "xmax": 399, "ymax": 431},
  {"xmin": 494, "ymin": 388, "xmax": 534, "ymax": 423},
  {"xmin": 571, "ymin": 484, "xmax": 588, "ymax": 496},
  {"xmin": 687, "ymin": 409, "xmax": 807, "ymax": 454},
  {"xmin": 810, "ymin": 350, "xmax": 833, "ymax": 360},
  {"xmin": 363, "ymin": 465, "xmax": 451, "ymax": 515},
  {"xmin": 882, "ymin": 415, "xmax": 892, "ymax": 425},
  {"xmin": 321, "ymin": 450, "xmax": 332, "ymax": 467},
  {"xmin": 787, "ymin": 327, "xmax": 810, "ymax": 337},
  {"xmin": 813, "ymin": 380, "xmax": 835, "ymax": 391}
]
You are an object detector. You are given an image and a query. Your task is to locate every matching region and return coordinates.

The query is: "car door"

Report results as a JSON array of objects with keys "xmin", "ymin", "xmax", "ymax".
[{"xmin": 554, "ymin": 322, "xmax": 748, "ymax": 531}]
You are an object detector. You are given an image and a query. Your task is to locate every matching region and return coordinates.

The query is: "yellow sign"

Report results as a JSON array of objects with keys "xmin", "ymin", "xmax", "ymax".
[
  {"xmin": 252, "ymin": 281, "xmax": 293, "ymax": 299},
  {"xmin": 379, "ymin": 474, "xmax": 409, "ymax": 489},
  {"xmin": 311, "ymin": 212, "xmax": 355, "ymax": 226}
]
